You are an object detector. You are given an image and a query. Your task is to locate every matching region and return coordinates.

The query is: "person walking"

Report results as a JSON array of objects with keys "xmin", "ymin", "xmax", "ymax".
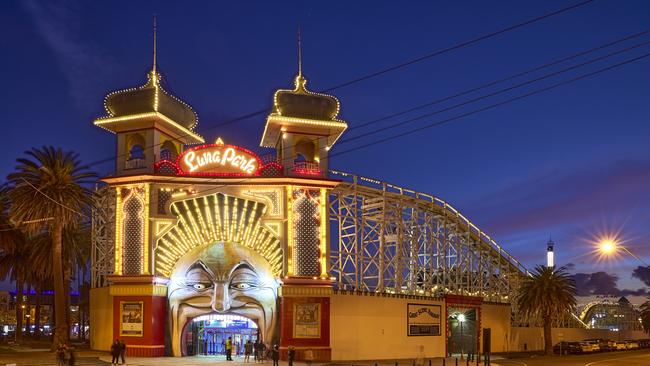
[
  {"xmin": 288, "ymin": 346, "xmax": 296, "ymax": 366},
  {"xmin": 226, "ymin": 336, "xmax": 233, "ymax": 361},
  {"xmin": 67, "ymin": 345, "xmax": 77, "ymax": 366},
  {"xmin": 119, "ymin": 339, "xmax": 127, "ymax": 364},
  {"xmin": 110, "ymin": 340, "xmax": 121, "ymax": 366},
  {"xmin": 56, "ymin": 344, "xmax": 67, "ymax": 366},
  {"xmin": 271, "ymin": 344, "xmax": 279, "ymax": 366},
  {"xmin": 244, "ymin": 340, "xmax": 253, "ymax": 362},
  {"xmin": 253, "ymin": 339, "xmax": 260, "ymax": 362},
  {"xmin": 259, "ymin": 342, "xmax": 267, "ymax": 363}
]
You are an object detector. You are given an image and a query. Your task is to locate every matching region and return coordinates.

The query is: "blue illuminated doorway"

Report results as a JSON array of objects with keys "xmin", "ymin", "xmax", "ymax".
[{"xmin": 184, "ymin": 314, "xmax": 260, "ymax": 357}]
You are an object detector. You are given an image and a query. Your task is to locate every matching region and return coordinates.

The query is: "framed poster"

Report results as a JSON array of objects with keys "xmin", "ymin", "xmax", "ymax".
[
  {"xmin": 293, "ymin": 303, "xmax": 320, "ymax": 338},
  {"xmin": 120, "ymin": 301, "xmax": 144, "ymax": 337},
  {"xmin": 407, "ymin": 303, "xmax": 441, "ymax": 336}
]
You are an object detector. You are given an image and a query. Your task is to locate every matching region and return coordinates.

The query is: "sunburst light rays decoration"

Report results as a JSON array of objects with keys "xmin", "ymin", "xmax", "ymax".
[{"xmin": 155, "ymin": 193, "xmax": 283, "ymax": 277}]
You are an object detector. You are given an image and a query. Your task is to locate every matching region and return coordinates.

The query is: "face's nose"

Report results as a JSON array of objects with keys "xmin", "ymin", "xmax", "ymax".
[{"xmin": 212, "ymin": 282, "xmax": 230, "ymax": 313}]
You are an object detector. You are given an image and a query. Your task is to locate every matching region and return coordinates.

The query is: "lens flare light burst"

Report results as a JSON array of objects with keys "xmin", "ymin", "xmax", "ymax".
[{"xmin": 589, "ymin": 232, "xmax": 626, "ymax": 263}]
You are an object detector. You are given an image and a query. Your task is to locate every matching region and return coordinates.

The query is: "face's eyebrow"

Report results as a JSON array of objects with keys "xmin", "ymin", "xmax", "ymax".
[
  {"xmin": 229, "ymin": 262, "xmax": 253, "ymax": 274},
  {"xmin": 185, "ymin": 260, "xmax": 214, "ymax": 278}
]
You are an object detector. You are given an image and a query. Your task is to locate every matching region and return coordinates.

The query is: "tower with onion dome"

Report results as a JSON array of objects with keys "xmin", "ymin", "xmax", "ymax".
[
  {"xmin": 260, "ymin": 35, "xmax": 347, "ymax": 177},
  {"xmin": 94, "ymin": 19, "xmax": 204, "ymax": 176}
]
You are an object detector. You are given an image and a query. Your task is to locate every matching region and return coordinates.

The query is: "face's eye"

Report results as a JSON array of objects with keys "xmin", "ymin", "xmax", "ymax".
[
  {"xmin": 229, "ymin": 265, "xmax": 262, "ymax": 291},
  {"xmin": 188, "ymin": 282, "xmax": 212, "ymax": 291},
  {"xmin": 231, "ymin": 282, "xmax": 253, "ymax": 290}
]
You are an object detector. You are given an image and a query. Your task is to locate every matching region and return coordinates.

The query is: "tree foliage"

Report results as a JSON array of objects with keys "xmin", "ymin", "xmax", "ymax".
[
  {"xmin": 516, "ymin": 265, "xmax": 577, "ymax": 354},
  {"xmin": 7, "ymin": 146, "xmax": 96, "ymax": 347}
]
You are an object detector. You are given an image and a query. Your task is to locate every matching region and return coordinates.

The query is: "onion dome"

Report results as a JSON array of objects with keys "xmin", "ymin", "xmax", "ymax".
[
  {"xmin": 104, "ymin": 70, "xmax": 198, "ymax": 131},
  {"xmin": 273, "ymin": 74, "xmax": 340, "ymax": 121},
  {"xmin": 261, "ymin": 72, "xmax": 347, "ymax": 149}
]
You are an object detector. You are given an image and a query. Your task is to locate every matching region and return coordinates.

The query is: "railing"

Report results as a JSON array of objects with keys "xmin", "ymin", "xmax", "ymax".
[
  {"xmin": 291, "ymin": 161, "xmax": 321, "ymax": 176},
  {"xmin": 125, "ymin": 158, "xmax": 146, "ymax": 170}
]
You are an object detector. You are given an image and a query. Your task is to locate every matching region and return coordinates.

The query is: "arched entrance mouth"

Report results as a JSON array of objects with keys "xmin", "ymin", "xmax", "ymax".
[{"xmin": 182, "ymin": 313, "xmax": 260, "ymax": 357}]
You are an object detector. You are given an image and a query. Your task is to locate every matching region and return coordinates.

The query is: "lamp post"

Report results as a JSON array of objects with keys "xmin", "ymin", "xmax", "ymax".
[{"xmin": 458, "ymin": 313, "xmax": 466, "ymax": 360}]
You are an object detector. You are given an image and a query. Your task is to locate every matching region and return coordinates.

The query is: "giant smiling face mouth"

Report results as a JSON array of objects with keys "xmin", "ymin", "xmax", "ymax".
[{"xmin": 168, "ymin": 242, "xmax": 279, "ymax": 356}]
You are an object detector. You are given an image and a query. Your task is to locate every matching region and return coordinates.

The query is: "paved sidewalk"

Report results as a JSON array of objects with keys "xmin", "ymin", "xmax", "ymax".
[
  {"xmin": 0, "ymin": 351, "xmax": 498, "ymax": 366},
  {"xmin": 94, "ymin": 355, "xmax": 494, "ymax": 366}
]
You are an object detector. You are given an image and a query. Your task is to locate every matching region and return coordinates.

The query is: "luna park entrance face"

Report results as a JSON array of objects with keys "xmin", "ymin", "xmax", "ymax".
[{"xmin": 183, "ymin": 314, "xmax": 259, "ymax": 357}]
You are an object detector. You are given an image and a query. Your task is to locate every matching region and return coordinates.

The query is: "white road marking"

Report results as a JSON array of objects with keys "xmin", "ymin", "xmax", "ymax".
[
  {"xmin": 493, "ymin": 361, "xmax": 528, "ymax": 366},
  {"xmin": 584, "ymin": 352, "xmax": 650, "ymax": 366}
]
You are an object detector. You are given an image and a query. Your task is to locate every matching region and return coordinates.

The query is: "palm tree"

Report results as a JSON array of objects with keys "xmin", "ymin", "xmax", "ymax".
[
  {"xmin": 29, "ymin": 224, "xmax": 91, "ymax": 339},
  {"xmin": 641, "ymin": 301, "xmax": 650, "ymax": 333},
  {"xmin": 0, "ymin": 186, "xmax": 29, "ymax": 342},
  {"xmin": 0, "ymin": 186, "xmax": 22, "ymax": 252},
  {"xmin": 8, "ymin": 146, "xmax": 96, "ymax": 347},
  {"xmin": 516, "ymin": 265, "xmax": 577, "ymax": 355}
]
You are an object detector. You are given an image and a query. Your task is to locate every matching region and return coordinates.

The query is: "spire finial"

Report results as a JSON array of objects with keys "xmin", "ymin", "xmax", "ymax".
[
  {"xmin": 297, "ymin": 26, "xmax": 302, "ymax": 77},
  {"xmin": 153, "ymin": 14, "xmax": 157, "ymax": 75}
]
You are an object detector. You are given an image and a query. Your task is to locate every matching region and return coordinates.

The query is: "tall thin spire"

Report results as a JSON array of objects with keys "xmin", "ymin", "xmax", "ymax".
[
  {"xmin": 152, "ymin": 14, "xmax": 157, "ymax": 75},
  {"xmin": 297, "ymin": 26, "xmax": 302, "ymax": 77}
]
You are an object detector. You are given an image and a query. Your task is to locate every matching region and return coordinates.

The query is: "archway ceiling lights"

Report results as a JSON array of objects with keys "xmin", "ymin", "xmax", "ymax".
[{"xmin": 156, "ymin": 193, "xmax": 282, "ymax": 277}]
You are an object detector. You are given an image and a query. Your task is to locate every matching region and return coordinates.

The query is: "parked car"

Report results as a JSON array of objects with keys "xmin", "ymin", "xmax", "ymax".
[
  {"xmin": 587, "ymin": 341, "xmax": 601, "ymax": 352},
  {"xmin": 583, "ymin": 338, "xmax": 615, "ymax": 352},
  {"xmin": 615, "ymin": 341, "xmax": 627, "ymax": 350},
  {"xmin": 638, "ymin": 339, "xmax": 650, "ymax": 349},
  {"xmin": 625, "ymin": 341, "xmax": 640, "ymax": 350},
  {"xmin": 553, "ymin": 341, "xmax": 584, "ymax": 355},
  {"xmin": 579, "ymin": 342, "xmax": 596, "ymax": 353}
]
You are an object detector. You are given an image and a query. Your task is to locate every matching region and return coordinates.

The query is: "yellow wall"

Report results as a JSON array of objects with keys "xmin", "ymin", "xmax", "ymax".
[
  {"xmin": 90, "ymin": 287, "xmax": 113, "ymax": 351},
  {"xmin": 330, "ymin": 293, "xmax": 446, "ymax": 361},
  {"xmin": 480, "ymin": 303, "xmax": 511, "ymax": 353}
]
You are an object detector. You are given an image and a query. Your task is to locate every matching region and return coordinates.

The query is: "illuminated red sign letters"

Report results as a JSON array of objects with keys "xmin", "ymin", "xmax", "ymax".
[{"xmin": 177, "ymin": 143, "xmax": 261, "ymax": 176}]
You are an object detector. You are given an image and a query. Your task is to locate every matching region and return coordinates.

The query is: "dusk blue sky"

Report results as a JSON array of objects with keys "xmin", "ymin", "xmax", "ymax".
[{"xmin": 2, "ymin": 1, "xmax": 649, "ymax": 291}]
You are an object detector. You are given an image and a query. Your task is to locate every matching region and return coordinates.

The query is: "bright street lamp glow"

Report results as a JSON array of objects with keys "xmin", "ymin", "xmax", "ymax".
[
  {"xmin": 599, "ymin": 239, "xmax": 617, "ymax": 255},
  {"xmin": 457, "ymin": 313, "xmax": 466, "ymax": 323}
]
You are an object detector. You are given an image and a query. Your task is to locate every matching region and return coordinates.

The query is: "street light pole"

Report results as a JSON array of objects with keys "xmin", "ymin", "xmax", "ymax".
[
  {"xmin": 458, "ymin": 313, "xmax": 466, "ymax": 360},
  {"xmin": 619, "ymin": 246, "xmax": 649, "ymax": 267}
]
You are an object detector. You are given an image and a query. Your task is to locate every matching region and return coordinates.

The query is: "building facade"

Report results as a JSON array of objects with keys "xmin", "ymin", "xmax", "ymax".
[{"xmin": 89, "ymin": 41, "xmax": 535, "ymax": 360}]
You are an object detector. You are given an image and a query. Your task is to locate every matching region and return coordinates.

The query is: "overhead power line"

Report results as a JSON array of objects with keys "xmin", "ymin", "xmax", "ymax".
[
  {"xmin": 329, "ymin": 52, "xmax": 650, "ymax": 159},
  {"xmin": 28, "ymin": 44, "xmax": 650, "ymax": 215},
  {"xmin": 84, "ymin": 0, "xmax": 596, "ymax": 169},
  {"xmin": 324, "ymin": 0, "xmax": 597, "ymax": 91},
  {"xmin": 340, "ymin": 37, "xmax": 650, "ymax": 144},
  {"xmin": 140, "ymin": 49, "xmax": 650, "ymax": 202},
  {"xmin": 90, "ymin": 29, "xmax": 650, "ymax": 199},
  {"xmin": 346, "ymin": 28, "xmax": 650, "ymax": 133}
]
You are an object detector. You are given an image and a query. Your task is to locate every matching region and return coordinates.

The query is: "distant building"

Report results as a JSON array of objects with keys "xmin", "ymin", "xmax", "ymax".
[
  {"xmin": 546, "ymin": 238, "xmax": 555, "ymax": 268},
  {"xmin": 577, "ymin": 295, "xmax": 644, "ymax": 331},
  {"xmin": 0, "ymin": 290, "xmax": 81, "ymax": 337}
]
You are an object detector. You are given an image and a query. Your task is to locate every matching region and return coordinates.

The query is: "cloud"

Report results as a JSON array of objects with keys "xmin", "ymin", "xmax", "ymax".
[
  {"xmin": 22, "ymin": 1, "xmax": 118, "ymax": 111},
  {"xmin": 572, "ymin": 270, "xmax": 647, "ymax": 297},
  {"xmin": 632, "ymin": 266, "xmax": 650, "ymax": 287}
]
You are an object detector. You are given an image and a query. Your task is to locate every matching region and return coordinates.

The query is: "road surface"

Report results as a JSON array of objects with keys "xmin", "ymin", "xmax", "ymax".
[{"xmin": 496, "ymin": 349, "xmax": 650, "ymax": 366}]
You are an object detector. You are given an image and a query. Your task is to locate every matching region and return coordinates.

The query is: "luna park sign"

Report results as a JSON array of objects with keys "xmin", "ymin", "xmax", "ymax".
[{"xmin": 177, "ymin": 139, "xmax": 261, "ymax": 176}]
